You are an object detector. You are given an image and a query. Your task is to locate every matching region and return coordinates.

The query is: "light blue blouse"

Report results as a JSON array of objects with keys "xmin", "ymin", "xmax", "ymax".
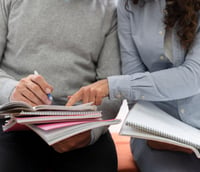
[{"xmin": 108, "ymin": 0, "xmax": 200, "ymax": 128}]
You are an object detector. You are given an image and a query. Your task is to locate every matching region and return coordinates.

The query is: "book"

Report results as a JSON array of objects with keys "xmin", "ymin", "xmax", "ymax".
[
  {"xmin": 0, "ymin": 101, "xmax": 121, "ymax": 145},
  {"xmin": 14, "ymin": 111, "xmax": 102, "ymax": 124},
  {"xmin": 2, "ymin": 110, "xmax": 103, "ymax": 131},
  {"xmin": 0, "ymin": 101, "xmax": 97, "ymax": 114},
  {"xmin": 1, "ymin": 101, "xmax": 102, "ymax": 130},
  {"xmin": 119, "ymin": 100, "xmax": 200, "ymax": 158},
  {"xmin": 3, "ymin": 117, "xmax": 120, "ymax": 145}
]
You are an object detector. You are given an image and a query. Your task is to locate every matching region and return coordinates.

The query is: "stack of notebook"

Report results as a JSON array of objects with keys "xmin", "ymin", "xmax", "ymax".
[{"xmin": 0, "ymin": 101, "xmax": 120, "ymax": 145}]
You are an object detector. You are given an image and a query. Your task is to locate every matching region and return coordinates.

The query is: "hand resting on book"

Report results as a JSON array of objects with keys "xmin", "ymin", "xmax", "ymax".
[
  {"xmin": 52, "ymin": 130, "xmax": 91, "ymax": 153},
  {"xmin": 147, "ymin": 140, "xmax": 193, "ymax": 154}
]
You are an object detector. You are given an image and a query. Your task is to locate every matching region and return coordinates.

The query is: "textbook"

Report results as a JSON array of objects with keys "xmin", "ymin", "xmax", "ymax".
[
  {"xmin": 119, "ymin": 100, "xmax": 200, "ymax": 158},
  {"xmin": 0, "ymin": 101, "xmax": 121, "ymax": 145}
]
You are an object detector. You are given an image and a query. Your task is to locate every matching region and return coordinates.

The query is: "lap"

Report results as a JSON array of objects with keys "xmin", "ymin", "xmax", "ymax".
[
  {"xmin": 131, "ymin": 138, "xmax": 200, "ymax": 172},
  {"xmin": 0, "ymin": 119, "xmax": 117, "ymax": 172},
  {"xmin": 51, "ymin": 130, "xmax": 118, "ymax": 172}
]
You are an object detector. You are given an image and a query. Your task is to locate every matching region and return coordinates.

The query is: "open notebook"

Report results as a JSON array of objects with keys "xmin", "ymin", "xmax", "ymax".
[
  {"xmin": 120, "ymin": 100, "xmax": 200, "ymax": 158},
  {"xmin": 0, "ymin": 101, "xmax": 97, "ymax": 114}
]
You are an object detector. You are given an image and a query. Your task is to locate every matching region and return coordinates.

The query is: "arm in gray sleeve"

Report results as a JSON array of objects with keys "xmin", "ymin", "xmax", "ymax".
[
  {"xmin": 0, "ymin": 0, "xmax": 18, "ymax": 104},
  {"xmin": 96, "ymin": 8, "xmax": 121, "ymax": 80},
  {"xmin": 90, "ymin": 3, "xmax": 122, "ymax": 144}
]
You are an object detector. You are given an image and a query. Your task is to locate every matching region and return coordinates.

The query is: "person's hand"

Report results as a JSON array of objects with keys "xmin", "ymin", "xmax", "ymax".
[
  {"xmin": 52, "ymin": 130, "xmax": 91, "ymax": 153},
  {"xmin": 147, "ymin": 140, "xmax": 193, "ymax": 154},
  {"xmin": 10, "ymin": 74, "xmax": 53, "ymax": 106},
  {"xmin": 66, "ymin": 79, "xmax": 109, "ymax": 106}
]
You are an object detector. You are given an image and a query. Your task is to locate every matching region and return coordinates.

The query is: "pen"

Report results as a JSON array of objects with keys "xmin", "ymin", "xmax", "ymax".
[{"xmin": 34, "ymin": 70, "xmax": 53, "ymax": 101}]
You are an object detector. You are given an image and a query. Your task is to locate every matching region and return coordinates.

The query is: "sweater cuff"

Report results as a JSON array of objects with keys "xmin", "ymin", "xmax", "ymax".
[
  {"xmin": 0, "ymin": 79, "xmax": 18, "ymax": 104},
  {"xmin": 89, "ymin": 126, "xmax": 107, "ymax": 145}
]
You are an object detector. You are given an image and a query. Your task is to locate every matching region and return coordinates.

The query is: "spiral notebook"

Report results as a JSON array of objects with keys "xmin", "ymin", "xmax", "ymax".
[
  {"xmin": 1, "ymin": 101, "xmax": 101, "ymax": 131},
  {"xmin": 0, "ymin": 101, "xmax": 121, "ymax": 145},
  {"xmin": 0, "ymin": 101, "xmax": 97, "ymax": 115},
  {"xmin": 119, "ymin": 101, "xmax": 200, "ymax": 158},
  {"xmin": 3, "ymin": 110, "xmax": 103, "ymax": 130},
  {"xmin": 14, "ymin": 111, "xmax": 102, "ymax": 124}
]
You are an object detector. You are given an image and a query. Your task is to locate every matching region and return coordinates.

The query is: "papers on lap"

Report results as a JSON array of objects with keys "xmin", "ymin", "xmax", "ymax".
[{"xmin": 0, "ymin": 101, "xmax": 121, "ymax": 145}]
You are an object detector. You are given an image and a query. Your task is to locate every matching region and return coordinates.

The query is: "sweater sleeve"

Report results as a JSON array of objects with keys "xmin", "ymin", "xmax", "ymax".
[
  {"xmin": 0, "ymin": 0, "xmax": 18, "ymax": 104},
  {"xmin": 90, "ymin": 1, "xmax": 122, "ymax": 144},
  {"xmin": 96, "ymin": 4, "xmax": 121, "ymax": 80}
]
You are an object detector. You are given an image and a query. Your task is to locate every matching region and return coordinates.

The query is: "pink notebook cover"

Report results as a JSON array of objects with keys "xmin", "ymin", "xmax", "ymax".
[
  {"xmin": 36, "ymin": 120, "xmax": 98, "ymax": 131},
  {"xmin": 36, "ymin": 119, "xmax": 116, "ymax": 131}
]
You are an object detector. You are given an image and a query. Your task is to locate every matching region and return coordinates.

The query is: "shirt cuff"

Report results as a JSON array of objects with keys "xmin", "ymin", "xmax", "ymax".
[{"xmin": 107, "ymin": 75, "xmax": 132, "ymax": 100}]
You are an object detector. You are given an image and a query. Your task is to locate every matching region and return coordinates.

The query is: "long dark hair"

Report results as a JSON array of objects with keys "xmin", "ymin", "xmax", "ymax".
[{"xmin": 126, "ymin": 0, "xmax": 200, "ymax": 50}]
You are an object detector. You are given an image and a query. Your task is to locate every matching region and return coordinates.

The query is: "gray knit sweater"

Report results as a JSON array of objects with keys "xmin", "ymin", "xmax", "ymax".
[{"xmin": 0, "ymin": 0, "xmax": 121, "ymax": 143}]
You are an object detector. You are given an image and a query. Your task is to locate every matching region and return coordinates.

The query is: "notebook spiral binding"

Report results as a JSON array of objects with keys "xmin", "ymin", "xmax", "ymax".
[
  {"xmin": 19, "ymin": 111, "xmax": 102, "ymax": 116},
  {"xmin": 126, "ymin": 121, "xmax": 200, "ymax": 149}
]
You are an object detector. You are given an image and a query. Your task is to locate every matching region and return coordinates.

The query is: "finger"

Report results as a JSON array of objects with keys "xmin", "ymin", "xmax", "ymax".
[
  {"xmin": 11, "ymin": 91, "xmax": 38, "ymax": 107},
  {"xmin": 18, "ymin": 96, "xmax": 38, "ymax": 107},
  {"xmin": 66, "ymin": 91, "xmax": 83, "ymax": 106},
  {"xmin": 30, "ymin": 74, "xmax": 53, "ymax": 94},
  {"xmin": 93, "ymin": 86, "xmax": 105, "ymax": 105},
  {"xmin": 88, "ymin": 88, "xmax": 96, "ymax": 105},
  {"xmin": 95, "ymin": 95, "xmax": 103, "ymax": 105},
  {"xmin": 21, "ymin": 87, "xmax": 44, "ymax": 105},
  {"xmin": 26, "ymin": 82, "xmax": 51, "ymax": 104},
  {"xmin": 83, "ymin": 87, "xmax": 89, "ymax": 104},
  {"xmin": 13, "ymin": 83, "xmax": 43, "ymax": 105}
]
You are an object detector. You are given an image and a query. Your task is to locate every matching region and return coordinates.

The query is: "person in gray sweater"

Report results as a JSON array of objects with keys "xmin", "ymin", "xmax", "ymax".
[{"xmin": 0, "ymin": 0, "xmax": 121, "ymax": 171}]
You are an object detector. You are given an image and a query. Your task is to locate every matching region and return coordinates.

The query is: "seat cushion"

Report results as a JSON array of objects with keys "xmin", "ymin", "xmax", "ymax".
[{"xmin": 111, "ymin": 133, "xmax": 140, "ymax": 172}]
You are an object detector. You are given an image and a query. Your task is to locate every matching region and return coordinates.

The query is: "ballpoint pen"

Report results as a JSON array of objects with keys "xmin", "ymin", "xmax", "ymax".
[{"xmin": 34, "ymin": 70, "xmax": 53, "ymax": 101}]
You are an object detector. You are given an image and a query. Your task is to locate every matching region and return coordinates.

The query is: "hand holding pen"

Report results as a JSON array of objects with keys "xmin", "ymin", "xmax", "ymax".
[{"xmin": 10, "ymin": 71, "xmax": 53, "ymax": 106}]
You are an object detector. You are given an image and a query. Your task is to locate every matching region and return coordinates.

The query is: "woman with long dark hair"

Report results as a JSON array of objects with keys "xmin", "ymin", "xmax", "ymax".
[
  {"xmin": 0, "ymin": 0, "xmax": 121, "ymax": 171},
  {"xmin": 67, "ymin": 0, "xmax": 200, "ymax": 171}
]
